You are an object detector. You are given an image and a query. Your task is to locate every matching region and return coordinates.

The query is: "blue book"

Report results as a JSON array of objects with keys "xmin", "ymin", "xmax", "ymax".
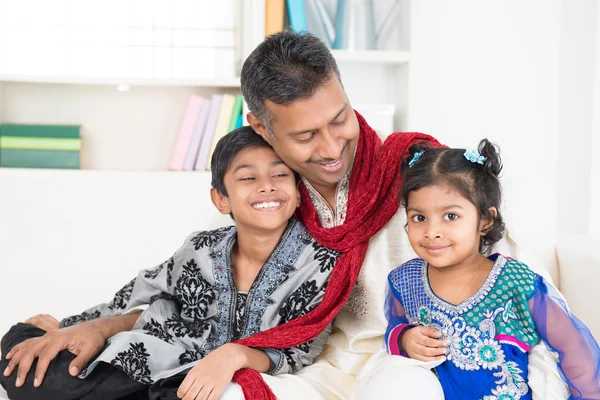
[
  {"xmin": 286, "ymin": 0, "xmax": 309, "ymax": 33},
  {"xmin": 236, "ymin": 114, "xmax": 243, "ymax": 129}
]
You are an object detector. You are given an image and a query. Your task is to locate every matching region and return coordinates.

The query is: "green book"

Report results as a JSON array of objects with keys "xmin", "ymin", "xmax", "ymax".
[
  {"xmin": 228, "ymin": 96, "xmax": 244, "ymax": 132},
  {"xmin": 0, "ymin": 149, "xmax": 80, "ymax": 169},
  {"xmin": 0, "ymin": 124, "xmax": 80, "ymax": 138},
  {"xmin": 0, "ymin": 136, "xmax": 81, "ymax": 151}
]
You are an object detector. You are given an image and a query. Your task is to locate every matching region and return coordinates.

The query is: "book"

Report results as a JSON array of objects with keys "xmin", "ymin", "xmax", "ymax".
[
  {"xmin": 0, "ymin": 149, "xmax": 80, "ymax": 169},
  {"xmin": 183, "ymin": 100, "xmax": 211, "ymax": 171},
  {"xmin": 168, "ymin": 95, "xmax": 205, "ymax": 171},
  {"xmin": 286, "ymin": 0, "xmax": 309, "ymax": 33},
  {"xmin": 194, "ymin": 95, "xmax": 223, "ymax": 171},
  {"xmin": 236, "ymin": 114, "xmax": 243, "ymax": 129},
  {"xmin": 228, "ymin": 96, "xmax": 244, "ymax": 132},
  {"xmin": 0, "ymin": 124, "xmax": 80, "ymax": 139},
  {"xmin": 0, "ymin": 136, "xmax": 81, "ymax": 151},
  {"xmin": 266, "ymin": 0, "xmax": 285, "ymax": 36},
  {"xmin": 206, "ymin": 94, "xmax": 236, "ymax": 170}
]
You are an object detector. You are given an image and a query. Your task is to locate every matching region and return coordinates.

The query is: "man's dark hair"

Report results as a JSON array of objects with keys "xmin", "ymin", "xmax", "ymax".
[
  {"xmin": 400, "ymin": 139, "xmax": 506, "ymax": 253},
  {"xmin": 210, "ymin": 126, "xmax": 272, "ymax": 196},
  {"xmin": 241, "ymin": 30, "xmax": 341, "ymax": 130}
]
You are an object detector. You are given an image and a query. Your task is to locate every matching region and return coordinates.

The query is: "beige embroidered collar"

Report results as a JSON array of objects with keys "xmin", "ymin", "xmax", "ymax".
[{"xmin": 301, "ymin": 153, "xmax": 355, "ymax": 229}]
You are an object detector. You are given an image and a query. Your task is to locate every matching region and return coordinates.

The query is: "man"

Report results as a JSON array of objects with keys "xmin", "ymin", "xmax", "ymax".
[{"xmin": 241, "ymin": 31, "xmax": 567, "ymax": 399}]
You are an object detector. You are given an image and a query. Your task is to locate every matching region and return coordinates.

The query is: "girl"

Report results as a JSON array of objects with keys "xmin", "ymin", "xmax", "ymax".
[{"xmin": 384, "ymin": 139, "xmax": 600, "ymax": 399}]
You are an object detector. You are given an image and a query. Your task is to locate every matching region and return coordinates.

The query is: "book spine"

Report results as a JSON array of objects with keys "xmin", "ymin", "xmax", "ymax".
[
  {"xmin": 286, "ymin": 0, "xmax": 309, "ymax": 33},
  {"xmin": 0, "ymin": 137, "xmax": 81, "ymax": 151},
  {"xmin": 168, "ymin": 96, "xmax": 205, "ymax": 171},
  {"xmin": 194, "ymin": 95, "xmax": 223, "ymax": 171},
  {"xmin": 0, "ymin": 124, "xmax": 80, "ymax": 138},
  {"xmin": 228, "ymin": 96, "xmax": 244, "ymax": 132},
  {"xmin": 0, "ymin": 149, "xmax": 80, "ymax": 169}
]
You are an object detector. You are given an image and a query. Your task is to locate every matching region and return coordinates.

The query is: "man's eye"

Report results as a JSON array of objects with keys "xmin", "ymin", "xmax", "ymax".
[
  {"xmin": 297, "ymin": 132, "xmax": 315, "ymax": 143},
  {"xmin": 411, "ymin": 215, "xmax": 426, "ymax": 222},
  {"xmin": 444, "ymin": 213, "xmax": 459, "ymax": 221},
  {"xmin": 331, "ymin": 118, "xmax": 346, "ymax": 127}
]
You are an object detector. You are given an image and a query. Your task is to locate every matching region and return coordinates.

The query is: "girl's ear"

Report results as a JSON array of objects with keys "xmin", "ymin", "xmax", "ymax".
[
  {"xmin": 210, "ymin": 188, "xmax": 232, "ymax": 215},
  {"xmin": 479, "ymin": 207, "xmax": 498, "ymax": 236}
]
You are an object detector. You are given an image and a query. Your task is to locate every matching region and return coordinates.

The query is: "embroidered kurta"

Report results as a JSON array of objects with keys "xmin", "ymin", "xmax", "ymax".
[
  {"xmin": 60, "ymin": 219, "xmax": 339, "ymax": 385},
  {"xmin": 384, "ymin": 254, "xmax": 600, "ymax": 400}
]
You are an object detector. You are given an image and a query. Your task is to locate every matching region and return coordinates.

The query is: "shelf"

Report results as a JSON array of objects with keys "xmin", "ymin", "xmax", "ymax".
[
  {"xmin": 331, "ymin": 50, "xmax": 410, "ymax": 65},
  {"xmin": 0, "ymin": 168, "xmax": 212, "ymax": 176},
  {"xmin": 0, "ymin": 75, "xmax": 241, "ymax": 88}
]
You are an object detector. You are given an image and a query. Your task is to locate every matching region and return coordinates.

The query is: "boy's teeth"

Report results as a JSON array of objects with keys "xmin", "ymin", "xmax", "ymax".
[{"xmin": 253, "ymin": 201, "xmax": 281, "ymax": 209}]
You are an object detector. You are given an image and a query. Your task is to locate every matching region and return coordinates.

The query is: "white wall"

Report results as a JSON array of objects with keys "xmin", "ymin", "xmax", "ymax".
[
  {"xmin": 407, "ymin": 0, "xmax": 562, "ymax": 271},
  {"xmin": 557, "ymin": 0, "xmax": 598, "ymax": 236},
  {"xmin": 592, "ymin": 4, "xmax": 600, "ymax": 241}
]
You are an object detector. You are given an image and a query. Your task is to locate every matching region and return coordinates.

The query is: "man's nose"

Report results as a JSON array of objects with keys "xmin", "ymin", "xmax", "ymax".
[{"xmin": 317, "ymin": 130, "xmax": 343, "ymax": 161}]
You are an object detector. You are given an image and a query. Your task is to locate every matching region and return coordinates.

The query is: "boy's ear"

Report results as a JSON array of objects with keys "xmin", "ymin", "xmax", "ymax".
[
  {"xmin": 296, "ymin": 189, "xmax": 301, "ymax": 208},
  {"xmin": 210, "ymin": 188, "xmax": 232, "ymax": 215},
  {"xmin": 247, "ymin": 112, "xmax": 272, "ymax": 145},
  {"xmin": 479, "ymin": 206, "xmax": 498, "ymax": 236}
]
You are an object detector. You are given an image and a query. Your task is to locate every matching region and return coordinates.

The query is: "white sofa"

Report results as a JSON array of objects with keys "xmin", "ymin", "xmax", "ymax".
[{"xmin": 0, "ymin": 168, "xmax": 599, "ymax": 399}]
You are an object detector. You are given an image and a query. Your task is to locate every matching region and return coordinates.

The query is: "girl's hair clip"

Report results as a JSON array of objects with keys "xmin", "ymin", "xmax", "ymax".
[
  {"xmin": 464, "ymin": 149, "xmax": 486, "ymax": 165},
  {"xmin": 409, "ymin": 150, "xmax": 425, "ymax": 168}
]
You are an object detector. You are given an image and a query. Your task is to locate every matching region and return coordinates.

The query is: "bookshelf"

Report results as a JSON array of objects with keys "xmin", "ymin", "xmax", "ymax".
[{"xmin": 0, "ymin": 0, "xmax": 412, "ymax": 171}]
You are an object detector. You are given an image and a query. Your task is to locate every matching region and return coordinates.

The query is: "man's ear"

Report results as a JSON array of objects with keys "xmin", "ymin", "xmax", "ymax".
[
  {"xmin": 247, "ymin": 112, "xmax": 272, "ymax": 145},
  {"xmin": 210, "ymin": 187, "xmax": 232, "ymax": 215},
  {"xmin": 479, "ymin": 206, "xmax": 498, "ymax": 236}
]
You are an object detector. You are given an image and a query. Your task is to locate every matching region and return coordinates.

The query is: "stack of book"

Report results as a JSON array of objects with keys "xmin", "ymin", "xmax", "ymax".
[
  {"xmin": 0, "ymin": 124, "xmax": 81, "ymax": 169},
  {"xmin": 169, "ymin": 94, "xmax": 244, "ymax": 171}
]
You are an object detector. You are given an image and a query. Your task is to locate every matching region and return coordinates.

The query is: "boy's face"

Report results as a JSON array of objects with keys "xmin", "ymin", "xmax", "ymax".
[{"xmin": 211, "ymin": 146, "xmax": 300, "ymax": 233}]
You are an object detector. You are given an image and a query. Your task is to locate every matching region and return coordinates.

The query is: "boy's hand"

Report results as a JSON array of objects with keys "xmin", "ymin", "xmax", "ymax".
[
  {"xmin": 25, "ymin": 314, "xmax": 60, "ymax": 332},
  {"xmin": 401, "ymin": 326, "xmax": 448, "ymax": 362},
  {"xmin": 3, "ymin": 320, "xmax": 106, "ymax": 388},
  {"xmin": 177, "ymin": 343, "xmax": 242, "ymax": 400}
]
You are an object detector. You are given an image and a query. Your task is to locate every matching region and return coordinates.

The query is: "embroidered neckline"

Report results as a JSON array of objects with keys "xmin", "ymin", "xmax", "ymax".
[
  {"xmin": 421, "ymin": 255, "xmax": 507, "ymax": 314},
  {"xmin": 301, "ymin": 147, "xmax": 356, "ymax": 229}
]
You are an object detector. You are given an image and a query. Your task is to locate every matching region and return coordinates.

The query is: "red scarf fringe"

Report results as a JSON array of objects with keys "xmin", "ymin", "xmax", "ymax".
[{"xmin": 232, "ymin": 112, "xmax": 442, "ymax": 399}]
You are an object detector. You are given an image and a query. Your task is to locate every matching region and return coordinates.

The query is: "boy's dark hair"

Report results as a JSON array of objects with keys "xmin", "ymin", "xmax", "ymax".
[
  {"xmin": 210, "ymin": 126, "xmax": 299, "ymax": 197},
  {"xmin": 241, "ymin": 30, "xmax": 341, "ymax": 130},
  {"xmin": 400, "ymin": 139, "xmax": 505, "ymax": 253},
  {"xmin": 211, "ymin": 126, "xmax": 273, "ymax": 196}
]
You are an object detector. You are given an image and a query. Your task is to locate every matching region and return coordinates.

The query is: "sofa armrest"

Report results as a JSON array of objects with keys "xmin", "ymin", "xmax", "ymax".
[{"xmin": 556, "ymin": 234, "xmax": 600, "ymax": 341}]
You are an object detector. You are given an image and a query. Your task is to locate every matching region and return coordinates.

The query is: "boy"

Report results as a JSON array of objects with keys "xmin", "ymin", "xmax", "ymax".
[{"xmin": 1, "ymin": 126, "xmax": 336, "ymax": 400}]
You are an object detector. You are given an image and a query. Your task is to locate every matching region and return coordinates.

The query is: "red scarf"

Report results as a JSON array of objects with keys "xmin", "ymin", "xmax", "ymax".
[{"xmin": 232, "ymin": 111, "xmax": 442, "ymax": 399}]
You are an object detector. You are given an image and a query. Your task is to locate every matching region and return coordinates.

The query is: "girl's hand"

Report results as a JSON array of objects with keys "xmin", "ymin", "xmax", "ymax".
[
  {"xmin": 401, "ymin": 326, "xmax": 448, "ymax": 362},
  {"xmin": 25, "ymin": 314, "xmax": 60, "ymax": 332},
  {"xmin": 177, "ymin": 343, "xmax": 243, "ymax": 400}
]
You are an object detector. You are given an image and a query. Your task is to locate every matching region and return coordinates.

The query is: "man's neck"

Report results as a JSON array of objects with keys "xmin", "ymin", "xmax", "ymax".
[{"xmin": 305, "ymin": 180, "xmax": 338, "ymax": 211}]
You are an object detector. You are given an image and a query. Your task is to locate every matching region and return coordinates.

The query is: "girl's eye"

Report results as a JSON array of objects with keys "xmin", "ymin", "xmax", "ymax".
[
  {"xmin": 240, "ymin": 177, "xmax": 255, "ymax": 181},
  {"xmin": 411, "ymin": 214, "xmax": 426, "ymax": 223},
  {"xmin": 444, "ymin": 213, "xmax": 459, "ymax": 221},
  {"xmin": 273, "ymin": 173, "xmax": 289, "ymax": 178}
]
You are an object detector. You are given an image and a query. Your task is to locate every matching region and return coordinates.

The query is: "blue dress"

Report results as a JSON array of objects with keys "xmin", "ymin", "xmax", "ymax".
[{"xmin": 384, "ymin": 254, "xmax": 600, "ymax": 400}]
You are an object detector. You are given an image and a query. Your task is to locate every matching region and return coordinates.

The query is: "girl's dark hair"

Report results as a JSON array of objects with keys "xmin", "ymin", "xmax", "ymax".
[{"xmin": 400, "ymin": 139, "xmax": 505, "ymax": 253}]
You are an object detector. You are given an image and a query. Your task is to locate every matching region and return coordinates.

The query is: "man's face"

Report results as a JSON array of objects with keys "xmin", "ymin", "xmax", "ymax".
[
  {"xmin": 252, "ymin": 76, "xmax": 360, "ymax": 190},
  {"xmin": 211, "ymin": 146, "xmax": 300, "ymax": 233}
]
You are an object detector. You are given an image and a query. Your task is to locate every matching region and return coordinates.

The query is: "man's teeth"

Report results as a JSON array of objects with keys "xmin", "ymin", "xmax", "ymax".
[{"xmin": 252, "ymin": 201, "xmax": 282, "ymax": 209}]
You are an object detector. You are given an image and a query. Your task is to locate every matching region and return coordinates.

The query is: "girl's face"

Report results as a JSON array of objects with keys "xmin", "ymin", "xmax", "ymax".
[{"xmin": 406, "ymin": 184, "xmax": 491, "ymax": 269}]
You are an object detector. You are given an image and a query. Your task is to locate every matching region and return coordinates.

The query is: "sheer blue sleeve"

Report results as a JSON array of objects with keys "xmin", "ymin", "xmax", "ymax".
[
  {"xmin": 384, "ymin": 273, "xmax": 413, "ymax": 356},
  {"xmin": 529, "ymin": 274, "xmax": 600, "ymax": 399}
]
